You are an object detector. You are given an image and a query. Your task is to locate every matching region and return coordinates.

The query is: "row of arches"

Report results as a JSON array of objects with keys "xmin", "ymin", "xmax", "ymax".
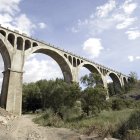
[
  {"xmin": 0, "ymin": 52, "xmax": 126, "ymax": 96},
  {"xmin": 0, "ymin": 29, "xmax": 38, "ymax": 51},
  {"xmin": 64, "ymin": 53, "xmax": 83, "ymax": 67}
]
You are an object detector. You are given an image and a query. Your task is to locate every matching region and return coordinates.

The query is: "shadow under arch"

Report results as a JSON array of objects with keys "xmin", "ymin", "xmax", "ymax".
[
  {"xmin": 123, "ymin": 77, "xmax": 127, "ymax": 86},
  {"xmin": 29, "ymin": 48, "xmax": 73, "ymax": 83},
  {"xmin": 0, "ymin": 37, "xmax": 12, "ymax": 108},
  {"xmin": 80, "ymin": 63, "xmax": 104, "ymax": 85},
  {"xmin": 108, "ymin": 72, "xmax": 122, "ymax": 94}
]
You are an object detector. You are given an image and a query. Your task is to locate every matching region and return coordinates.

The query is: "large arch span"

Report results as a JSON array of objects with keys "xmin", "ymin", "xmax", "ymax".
[
  {"xmin": 0, "ymin": 26, "xmax": 129, "ymax": 115},
  {"xmin": 26, "ymin": 47, "xmax": 73, "ymax": 83}
]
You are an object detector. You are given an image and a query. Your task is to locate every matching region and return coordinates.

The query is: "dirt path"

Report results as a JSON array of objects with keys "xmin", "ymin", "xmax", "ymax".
[{"xmin": 0, "ymin": 115, "xmax": 79, "ymax": 140}]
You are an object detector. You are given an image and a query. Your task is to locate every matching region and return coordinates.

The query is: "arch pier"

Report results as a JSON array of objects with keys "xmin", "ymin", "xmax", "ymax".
[{"xmin": 0, "ymin": 26, "xmax": 129, "ymax": 115}]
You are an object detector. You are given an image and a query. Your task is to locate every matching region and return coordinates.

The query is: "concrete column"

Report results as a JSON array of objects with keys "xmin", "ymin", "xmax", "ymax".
[
  {"xmin": 0, "ymin": 69, "xmax": 10, "ymax": 108},
  {"xmin": 101, "ymin": 75, "xmax": 109, "ymax": 100},
  {"xmin": 5, "ymin": 69, "xmax": 23, "ymax": 115},
  {"xmin": 71, "ymin": 67, "xmax": 79, "ymax": 83}
]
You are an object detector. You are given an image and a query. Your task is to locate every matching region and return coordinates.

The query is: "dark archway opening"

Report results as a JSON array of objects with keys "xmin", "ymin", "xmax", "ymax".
[
  {"xmin": 17, "ymin": 37, "xmax": 23, "ymax": 50},
  {"xmin": 25, "ymin": 40, "xmax": 31, "ymax": 50},
  {"xmin": 107, "ymin": 73, "xmax": 122, "ymax": 96},
  {"xmin": 8, "ymin": 33, "xmax": 15, "ymax": 47}
]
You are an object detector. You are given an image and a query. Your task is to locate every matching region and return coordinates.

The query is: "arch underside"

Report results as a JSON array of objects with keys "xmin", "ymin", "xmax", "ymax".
[
  {"xmin": 0, "ymin": 38, "xmax": 11, "ymax": 108},
  {"xmin": 33, "ymin": 49, "xmax": 72, "ymax": 83},
  {"xmin": 123, "ymin": 77, "xmax": 127, "ymax": 85},
  {"xmin": 82, "ymin": 64, "xmax": 104, "ymax": 85},
  {"xmin": 109, "ymin": 73, "xmax": 121, "ymax": 93},
  {"xmin": 0, "ymin": 39, "xmax": 11, "ymax": 70}
]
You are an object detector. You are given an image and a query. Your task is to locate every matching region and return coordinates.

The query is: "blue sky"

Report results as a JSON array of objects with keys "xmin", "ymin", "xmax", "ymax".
[{"xmin": 0, "ymin": 0, "xmax": 140, "ymax": 84}]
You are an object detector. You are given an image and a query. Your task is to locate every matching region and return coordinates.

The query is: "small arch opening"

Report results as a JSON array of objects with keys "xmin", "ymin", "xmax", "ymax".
[
  {"xmin": 107, "ymin": 73, "xmax": 122, "ymax": 96},
  {"xmin": 17, "ymin": 37, "xmax": 23, "ymax": 50},
  {"xmin": 0, "ymin": 30, "xmax": 6, "ymax": 37},
  {"xmin": 25, "ymin": 40, "xmax": 31, "ymax": 50},
  {"xmin": 77, "ymin": 59, "xmax": 80, "ymax": 66},
  {"xmin": 64, "ymin": 54, "xmax": 67, "ymax": 58},
  {"xmin": 68, "ymin": 56, "xmax": 72, "ymax": 64},
  {"xmin": 73, "ymin": 57, "xmax": 76, "ymax": 67},
  {"xmin": 33, "ymin": 42, "xmax": 38, "ymax": 47},
  {"xmin": 8, "ymin": 33, "xmax": 15, "ymax": 47}
]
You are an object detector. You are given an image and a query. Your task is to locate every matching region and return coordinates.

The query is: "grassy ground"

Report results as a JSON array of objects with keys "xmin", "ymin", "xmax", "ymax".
[{"xmin": 34, "ymin": 109, "xmax": 135, "ymax": 138}]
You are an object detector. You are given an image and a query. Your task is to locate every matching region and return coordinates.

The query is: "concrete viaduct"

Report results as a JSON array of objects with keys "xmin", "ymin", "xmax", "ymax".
[{"xmin": 0, "ymin": 26, "xmax": 129, "ymax": 115}]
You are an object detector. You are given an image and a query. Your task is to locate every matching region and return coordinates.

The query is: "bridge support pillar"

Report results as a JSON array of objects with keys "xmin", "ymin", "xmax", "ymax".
[
  {"xmin": 5, "ymin": 69, "xmax": 23, "ymax": 115},
  {"xmin": 0, "ymin": 69, "xmax": 10, "ymax": 108},
  {"xmin": 71, "ymin": 67, "xmax": 79, "ymax": 83},
  {"xmin": 101, "ymin": 75, "xmax": 109, "ymax": 100}
]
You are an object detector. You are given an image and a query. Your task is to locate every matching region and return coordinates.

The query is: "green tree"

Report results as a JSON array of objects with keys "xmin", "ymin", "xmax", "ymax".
[
  {"xmin": 80, "ymin": 73, "xmax": 103, "ymax": 88},
  {"xmin": 129, "ymin": 72, "xmax": 138, "ymax": 85},
  {"xmin": 80, "ymin": 73, "xmax": 107, "ymax": 116},
  {"xmin": 22, "ymin": 82, "xmax": 41, "ymax": 113}
]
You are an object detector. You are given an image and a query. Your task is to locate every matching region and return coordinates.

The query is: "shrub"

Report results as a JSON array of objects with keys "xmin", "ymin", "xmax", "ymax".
[
  {"xmin": 116, "ymin": 110, "xmax": 140, "ymax": 139},
  {"xmin": 33, "ymin": 108, "xmax": 64, "ymax": 127},
  {"xmin": 111, "ymin": 98, "xmax": 134, "ymax": 110},
  {"xmin": 126, "ymin": 129, "xmax": 140, "ymax": 140}
]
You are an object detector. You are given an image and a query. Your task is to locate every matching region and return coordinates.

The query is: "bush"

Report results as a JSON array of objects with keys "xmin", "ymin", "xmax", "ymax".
[
  {"xmin": 60, "ymin": 101, "xmax": 82, "ymax": 121},
  {"xmin": 115, "ymin": 110, "xmax": 140, "ymax": 139},
  {"xmin": 33, "ymin": 109, "xmax": 64, "ymax": 127},
  {"xmin": 126, "ymin": 129, "xmax": 140, "ymax": 140},
  {"xmin": 111, "ymin": 98, "xmax": 134, "ymax": 110}
]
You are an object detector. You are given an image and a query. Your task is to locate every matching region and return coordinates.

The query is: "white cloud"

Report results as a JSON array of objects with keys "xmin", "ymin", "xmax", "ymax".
[
  {"xmin": 126, "ymin": 30, "xmax": 140, "ymax": 40},
  {"xmin": 128, "ymin": 55, "xmax": 140, "ymax": 62},
  {"xmin": 116, "ymin": 17, "xmax": 137, "ymax": 29},
  {"xmin": 0, "ymin": 0, "xmax": 47, "ymax": 35},
  {"xmin": 71, "ymin": 0, "xmax": 138, "ymax": 39},
  {"xmin": 83, "ymin": 38, "xmax": 103, "ymax": 58},
  {"xmin": 38, "ymin": 22, "xmax": 46, "ymax": 29},
  {"xmin": 136, "ymin": 56, "xmax": 140, "ymax": 60},
  {"xmin": 122, "ymin": 0, "xmax": 137, "ymax": 14},
  {"xmin": 11, "ymin": 14, "xmax": 36, "ymax": 35},
  {"xmin": 96, "ymin": 0, "xmax": 116, "ymax": 17},
  {"xmin": 0, "ymin": 0, "xmax": 21, "ymax": 15},
  {"xmin": 23, "ymin": 55, "xmax": 63, "ymax": 83},
  {"xmin": 128, "ymin": 55, "xmax": 134, "ymax": 62}
]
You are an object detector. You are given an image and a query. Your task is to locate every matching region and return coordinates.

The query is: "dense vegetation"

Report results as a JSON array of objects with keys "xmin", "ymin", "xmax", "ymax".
[{"xmin": 22, "ymin": 72, "xmax": 140, "ymax": 140}]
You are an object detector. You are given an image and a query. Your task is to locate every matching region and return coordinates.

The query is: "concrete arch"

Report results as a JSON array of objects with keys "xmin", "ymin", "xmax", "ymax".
[
  {"xmin": 26, "ymin": 47, "xmax": 73, "ymax": 83},
  {"xmin": 107, "ymin": 72, "xmax": 121, "ymax": 86},
  {"xmin": 79, "ymin": 62, "xmax": 101, "ymax": 75},
  {"xmin": 0, "ymin": 35, "xmax": 12, "ymax": 108},
  {"xmin": 78, "ymin": 62, "xmax": 104, "ymax": 85},
  {"xmin": 0, "ymin": 35, "xmax": 11, "ymax": 69},
  {"xmin": 107, "ymin": 72, "xmax": 122, "ymax": 94}
]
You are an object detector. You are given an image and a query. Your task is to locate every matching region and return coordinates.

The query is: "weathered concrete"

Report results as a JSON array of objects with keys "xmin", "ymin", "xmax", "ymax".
[{"xmin": 0, "ymin": 26, "xmax": 129, "ymax": 115}]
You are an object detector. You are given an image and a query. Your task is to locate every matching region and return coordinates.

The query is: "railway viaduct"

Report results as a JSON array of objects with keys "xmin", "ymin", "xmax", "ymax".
[{"xmin": 0, "ymin": 26, "xmax": 129, "ymax": 115}]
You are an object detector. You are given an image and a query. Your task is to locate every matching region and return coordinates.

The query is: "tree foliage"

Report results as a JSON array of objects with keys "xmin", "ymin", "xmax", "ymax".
[{"xmin": 80, "ymin": 73, "xmax": 107, "ymax": 116}]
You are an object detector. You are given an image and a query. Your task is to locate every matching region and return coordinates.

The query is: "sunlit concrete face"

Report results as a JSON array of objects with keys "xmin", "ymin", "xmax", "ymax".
[{"xmin": 0, "ymin": 26, "xmax": 129, "ymax": 115}]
